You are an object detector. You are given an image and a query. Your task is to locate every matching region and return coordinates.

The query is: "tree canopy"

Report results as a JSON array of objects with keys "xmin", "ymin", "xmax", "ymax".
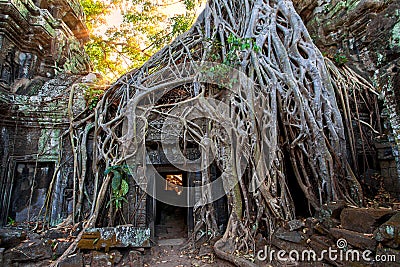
[{"xmin": 80, "ymin": 0, "xmax": 201, "ymax": 81}]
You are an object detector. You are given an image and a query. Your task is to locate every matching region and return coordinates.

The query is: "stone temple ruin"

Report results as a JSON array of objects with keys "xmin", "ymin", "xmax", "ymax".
[
  {"xmin": 0, "ymin": 0, "xmax": 91, "ymax": 226},
  {"xmin": 0, "ymin": 0, "xmax": 400, "ymax": 266}
]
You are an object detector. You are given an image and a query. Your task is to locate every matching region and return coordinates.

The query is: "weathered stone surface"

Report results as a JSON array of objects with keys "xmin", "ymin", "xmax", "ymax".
[
  {"xmin": 309, "ymin": 234, "xmax": 335, "ymax": 249},
  {"xmin": 294, "ymin": 0, "xmax": 400, "ymax": 197},
  {"xmin": 312, "ymin": 222, "xmax": 330, "ymax": 235},
  {"xmin": 316, "ymin": 202, "xmax": 345, "ymax": 229},
  {"xmin": 78, "ymin": 226, "xmax": 151, "ymax": 251},
  {"xmin": 341, "ymin": 208, "xmax": 396, "ymax": 233},
  {"xmin": 329, "ymin": 228, "xmax": 376, "ymax": 250},
  {"xmin": 42, "ymin": 228, "xmax": 70, "ymax": 239},
  {"xmin": 54, "ymin": 241, "xmax": 73, "ymax": 257},
  {"xmin": 58, "ymin": 252, "xmax": 84, "ymax": 267},
  {"xmin": 305, "ymin": 217, "xmax": 318, "ymax": 235},
  {"xmin": 274, "ymin": 228, "xmax": 305, "ymax": 244},
  {"xmin": 325, "ymin": 201, "xmax": 347, "ymax": 220},
  {"xmin": 158, "ymin": 238, "xmax": 185, "ymax": 246},
  {"xmin": 307, "ymin": 235, "xmax": 343, "ymax": 266},
  {"xmin": 374, "ymin": 212, "xmax": 400, "ymax": 248},
  {"xmin": 0, "ymin": 247, "xmax": 4, "ymax": 267},
  {"xmin": 0, "ymin": 0, "xmax": 90, "ymax": 92},
  {"xmin": 199, "ymin": 245, "xmax": 213, "ymax": 256},
  {"xmin": 0, "ymin": 228, "xmax": 27, "ymax": 248},
  {"xmin": 287, "ymin": 219, "xmax": 305, "ymax": 231},
  {"xmin": 0, "ymin": 0, "xmax": 92, "ymax": 228},
  {"xmin": 3, "ymin": 239, "xmax": 53, "ymax": 264}
]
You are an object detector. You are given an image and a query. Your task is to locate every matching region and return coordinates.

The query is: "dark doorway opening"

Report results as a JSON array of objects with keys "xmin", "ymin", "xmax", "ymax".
[
  {"xmin": 154, "ymin": 171, "xmax": 189, "ymax": 240},
  {"xmin": 155, "ymin": 201, "xmax": 187, "ymax": 239},
  {"xmin": 284, "ymin": 156, "xmax": 312, "ymax": 217},
  {"xmin": 9, "ymin": 162, "xmax": 54, "ymax": 223}
]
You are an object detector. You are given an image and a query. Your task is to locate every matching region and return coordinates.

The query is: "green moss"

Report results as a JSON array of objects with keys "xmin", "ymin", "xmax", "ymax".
[
  {"xmin": 11, "ymin": 0, "xmax": 30, "ymax": 19},
  {"xmin": 377, "ymin": 53, "xmax": 385, "ymax": 66},
  {"xmin": 390, "ymin": 21, "xmax": 400, "ymax": 49},
  {"xmin": 346, "ymin": 0, "xmax": 361, "ymax": 11}
]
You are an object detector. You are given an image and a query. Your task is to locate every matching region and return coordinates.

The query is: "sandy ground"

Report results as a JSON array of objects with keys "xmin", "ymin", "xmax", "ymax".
[{"xmin": 143, "ymin": 241, "xmax": 235, "ymax": 267}]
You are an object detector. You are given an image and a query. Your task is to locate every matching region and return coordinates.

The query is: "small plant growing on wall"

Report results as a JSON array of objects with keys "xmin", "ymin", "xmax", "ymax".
[{"xmin": 105, "ymin": 165, "xmax": 130, "ymax": 211}]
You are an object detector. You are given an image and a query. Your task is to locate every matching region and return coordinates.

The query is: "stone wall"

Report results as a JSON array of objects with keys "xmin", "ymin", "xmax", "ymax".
[
  {"xmin": 0, "ymin": 0, "xmax": 91, "ymax": 92},
  {"xmin": 0, "ymin": 74, "xmax": 92, "ymax": 225},
  {"xmin": 0, "ymin": 0, "xmax": 94, "ymax": 225},
  {"xmin": 294, "ymin": 0, "xmax": 400, "ymax": 198}
]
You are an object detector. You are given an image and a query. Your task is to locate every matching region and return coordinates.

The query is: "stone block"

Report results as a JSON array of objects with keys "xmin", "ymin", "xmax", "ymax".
[
  {"xmin": 3, "ymin": 239, "xmax": 53, "ymax": 264},
  {"xmin": 374, "ymin": 212, "xmax": 400, "ymax": 249},
  {"xmin": 287, "ymin": 219, "xmax": 305, "ymax": 231},
  {"xmin": 42, "ymin": 228, "xmax": 69, "ymax": 239},
  {"xmin": 91, "ymin": 251, "xmax": 114, "ymax": 266},
  {"xmin": 341, "ymin": 208, "xmax": 396, "ymax": 233},
  {"xmin": 329, "ymin": 228, "xmax": 376, "ymax": 250},
  {"xmin": 59, "ymin": 252, "xmax": 84, "ymax": 267},
  {"xmin": 274, "ymin": 228, "xmax": 305, "ymax": 244},
  {"xmin": 54, "ymin": 241, "xmax": 72, "ymax": 257},
  {"xmin": 316, "ymin": 201, "xmax": 347, "ymax": 230},
  {"xmin": 0, "ymin": 228, "xmax": 27, "ymax": 248},
  {"xmin": 78, "ymin": 226, "xmax": 151, "ymax": 251}
]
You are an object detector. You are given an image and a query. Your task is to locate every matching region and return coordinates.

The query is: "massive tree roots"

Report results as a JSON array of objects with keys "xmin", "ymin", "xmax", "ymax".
[{"xmin": 53, "ymin": 0, "xmax": 376, "ymax": 265}]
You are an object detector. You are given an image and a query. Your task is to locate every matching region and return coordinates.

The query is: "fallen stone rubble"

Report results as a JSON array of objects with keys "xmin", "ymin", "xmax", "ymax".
[{"xmin": 0, "ymin": 202, "xmax": 399, "ymax": 266}]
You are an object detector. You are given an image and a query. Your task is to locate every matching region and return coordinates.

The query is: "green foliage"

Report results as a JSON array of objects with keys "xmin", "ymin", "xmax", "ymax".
[
  {"xmin": 105, "ymin": 165, "xmax": 131, "ymax": 210},
  {"xmin": 80, "ymin": 0, "xmax": 200, "ymax": 82},
  {"xmin": 200, "ymin": 64, "xmax": 239, "ymax": 89},
  {"xmin": 7, "ymin": 216, "xmax": 16, "ymax": 226},
  {"xmin": 334, "ymin": 52, "xmax": 348, "ymax": 66},
  {"xmin": 80, "ymin": 0, "xmax": 108, "ymax": 23},
  {"xmin": 201, "ymin": 34, "xmax": 260, "ymax": 89},
  {"xmin": 83, "ymin": 84, "xmax": 105, "ymax": 110},
  {"xmin": 225, "ymin": 33, "xmax": 260, "ymax": 65},
  {"xmin": 184, "ymin": 0, "xmax": 196, "ymax": 10}
]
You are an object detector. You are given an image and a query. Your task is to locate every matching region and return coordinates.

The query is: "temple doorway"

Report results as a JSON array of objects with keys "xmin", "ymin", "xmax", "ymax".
[{"xmin": 154, "ymin": 171, "xmax": 191, "ymax": 240}]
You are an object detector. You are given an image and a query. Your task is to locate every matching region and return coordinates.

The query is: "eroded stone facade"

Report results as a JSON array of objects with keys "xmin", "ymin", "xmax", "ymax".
[
  {"xmin": 294, "ymin": 0, "xmax": 400, "ymax": 198},
  {"xmin": 0, "ymin": 0, "xmax": 92, "ymax": 225},
  {"xmin": 0, "ymin": 0, "xmax": 90, "ymax": 92}
]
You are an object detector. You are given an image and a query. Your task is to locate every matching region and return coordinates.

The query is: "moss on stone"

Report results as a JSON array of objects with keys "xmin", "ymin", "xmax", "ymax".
[{"xmin": 390, "ymin": 21, "xmax": 400, "ymax": 49}]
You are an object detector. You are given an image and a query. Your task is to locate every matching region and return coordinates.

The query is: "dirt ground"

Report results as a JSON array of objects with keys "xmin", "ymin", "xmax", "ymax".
[
  {"xmin": 143, "ymin": 206, "xmax": 234, "ymax": 267},
  {"xmin": 143, "ymin": 242, "xmax": 235, "ymax": 267}
]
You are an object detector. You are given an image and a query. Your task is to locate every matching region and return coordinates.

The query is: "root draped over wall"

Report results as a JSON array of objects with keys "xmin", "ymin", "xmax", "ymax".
[{"xmin": 55, "ymin": 0, "xmax": 373, "ymax": 265}]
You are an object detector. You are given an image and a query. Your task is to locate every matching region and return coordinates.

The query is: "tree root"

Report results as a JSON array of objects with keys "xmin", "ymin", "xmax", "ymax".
[{"xmin": 213, "ymin": 238, "xmax": 257, "ymax": 267}]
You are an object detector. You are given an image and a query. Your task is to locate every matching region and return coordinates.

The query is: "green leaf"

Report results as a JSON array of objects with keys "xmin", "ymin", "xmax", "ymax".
[
  {"xmin": 111, "ymin": 171, "xmax": 122, "ymax": 190},
  {"xmin": 120, "ymin": 179, "xmax": 129, "ymax": 196},
  {"xmin": 106, "ymin": 199, "xmax": 112, "ymax": 208},
  {"xmin": 122, "ymin": 165, "xmax": 130, "ymax": 174}
]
